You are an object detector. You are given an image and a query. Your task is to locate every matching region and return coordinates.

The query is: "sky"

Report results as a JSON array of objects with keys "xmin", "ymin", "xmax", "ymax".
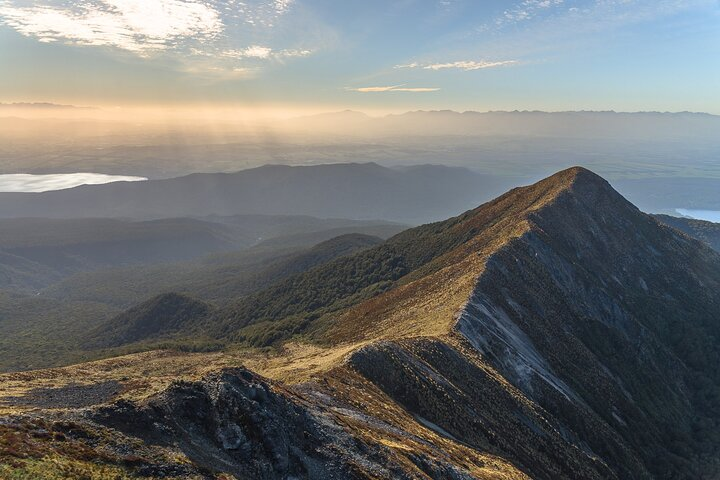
[{"xmin": 0, "ymin": 0, "xmax": 719, "ymax": 114}]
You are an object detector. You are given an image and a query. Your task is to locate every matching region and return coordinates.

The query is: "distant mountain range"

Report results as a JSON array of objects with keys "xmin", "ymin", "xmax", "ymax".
[
  {"xmin": 653, "ymin": 214, "xmax": 720, "ymax": 251},
  {"xmin": 0, "ymin": 163, "xmax": 522, "ymax": 224},
  {"xmin": 3, "ymin": 167, "xmax": 720, "ymax": 478},
  {"xmin": 3, "ymin": 161, "xmax": 720, "ymax": 225},
  {"xmin": 287, "ymin": 109, "xmax": 720, "ymax": 140},
  {"xmin": 1, "ymin": 110, "xmax": 718, "ymax": 182},
  {"xmin": 0, "ymin": 102, "xmax": 95, "ymax": 110}
]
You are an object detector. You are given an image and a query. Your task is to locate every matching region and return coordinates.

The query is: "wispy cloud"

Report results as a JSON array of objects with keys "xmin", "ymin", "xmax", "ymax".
[
  {"xmin": 0, "ymin": 0, "xmax": 223, "ymax": 54},
  {"xmin": 274, "ymin": 0, "xmax": 294, "ymax": 14},
  {"xmin": 476, "ymin": 0, "xmax": 716, "ymax": 58},
  {"xmin": 501, "ymin": 0, "xmax": 564, "ymax": 24},
  {"xmin": 222, "ymin": 45, "xmax": 311, "ymax": 60},
  {"xmin": 224, "ymin": 45, "xmax": 273, "ymax": 59},
  {"xmin": 396, "ymin": 60, "xmax": 518, "ymax": 71},
  {"xmin": 0, "ymin": 0, "xmax": 315, "ymax": 76},
  {"xmin": 346, "ymin": 85, "xmax": 441, "ymax": 93},
  {"xmin": 487, "ymin": 0, "xmax": 710, "ymax": 33},
  {"xmin": 223, "ymin": 0, "xmax": 296, "ymax": 27}
]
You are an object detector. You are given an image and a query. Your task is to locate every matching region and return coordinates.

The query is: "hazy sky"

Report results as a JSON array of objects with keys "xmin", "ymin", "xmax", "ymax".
[{"xmin": 1, "ymin": 0, "xmax": 719, "ymax": 113}]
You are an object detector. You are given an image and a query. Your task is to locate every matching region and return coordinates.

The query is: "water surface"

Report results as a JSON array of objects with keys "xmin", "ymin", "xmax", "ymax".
[
  {"xmin": 0, "ymin": 173, "xmax": 147, "ymax": 193},
  {"xmin": 675, "ymin": 209, "xmax": 720, "ymax": 223}
]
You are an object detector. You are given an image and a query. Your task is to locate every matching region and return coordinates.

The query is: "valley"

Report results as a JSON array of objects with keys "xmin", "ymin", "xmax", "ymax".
[{"xmin": 0, "ymin": 214, "xmax": 404, "ymax": 371}]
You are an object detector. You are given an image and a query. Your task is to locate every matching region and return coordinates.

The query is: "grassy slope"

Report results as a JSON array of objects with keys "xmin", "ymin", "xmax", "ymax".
[
  {"xmin": 204, "ymin": 169, "xmax": 573, "ymax": 348},
  {"xmin": 0, "ymin": 233, "xmax": 386, "ymax": 372}
]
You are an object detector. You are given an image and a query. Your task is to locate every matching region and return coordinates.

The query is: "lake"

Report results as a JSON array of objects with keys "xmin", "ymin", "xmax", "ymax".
[
  {"xmin": 0, "ymin": 173, "xmax": 147, "ymax": 193},
  {"xmin": 675, "ymin": 209, "xmax": 720, "ymax": 223}
]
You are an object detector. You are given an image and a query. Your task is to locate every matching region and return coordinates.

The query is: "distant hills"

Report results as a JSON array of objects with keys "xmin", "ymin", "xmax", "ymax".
[
  {"xmin": 3, "ymin": 109, "xmax": 718, "ymax": 181},
  {"xmin": 0, "ymin": 217, "xmax": 239, "ymax": 276},
  {"xmin": 0, "ymin": 218, "xmax": 402, "ymax": 371},
  {"xmin": 0, "ymin": 163, "xmax": 521, "ymax": 224},
  {"xmin": 287, "ymin": 109, "xmax": 720, "ymax": 140},
  {"xmin": 87, "ymin": 234, "xmax": 384, "ymax": 348},
  {"xmin": 2, "ymin": 161, "xmax": 720, "ymax": 224},
  {"xmin": 0, "ymin": 102, "xmax": 95, "ymax": 110},
  {"xmin": 654, "ymin": 214, "xmax": 720, "ymax": 251},
  {"xmin": 0, "ymin": 214, "xmax": 402, "ymax": 292},
  {"xmin": 45, "ymin": 232, "xmax": 388, "ymax": 309}
]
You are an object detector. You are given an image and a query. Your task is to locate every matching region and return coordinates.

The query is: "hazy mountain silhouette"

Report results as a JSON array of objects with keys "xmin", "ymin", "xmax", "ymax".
[{"xmin": 0, "ymin": 163, "xmax": 519, "ymax": 224}]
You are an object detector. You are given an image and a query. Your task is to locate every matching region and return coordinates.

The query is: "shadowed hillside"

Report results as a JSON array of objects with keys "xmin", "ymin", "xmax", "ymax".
[
  {"xmin": 0, "ymin": 163, "xmax": 520, "ymax": 224},
  {"xmin": 0, "ymin": 214, "xmax": 401, "ymax": 292}
]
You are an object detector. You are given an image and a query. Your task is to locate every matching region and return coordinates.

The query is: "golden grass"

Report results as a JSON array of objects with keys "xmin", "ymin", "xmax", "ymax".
[
  {"xmin": 320, "ymin": 366, "xmax": 532, "ymax": 480},
  {"xmin": 0, "ymin": 350, "xmax": 239, "ymax": 414},
  {"xmin": 0, "ymin": 168, "xmax": 582, "ymax": 413},
  {"xmin": 0, "ymin": 456, "xmax": 134, "ymax": 480},
  {"xmin": 0, "ymin": 206, "xmax": 534, "ymax": 411}
]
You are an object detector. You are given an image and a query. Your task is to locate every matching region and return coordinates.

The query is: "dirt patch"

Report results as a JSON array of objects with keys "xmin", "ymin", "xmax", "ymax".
[{"xmin": 1, "ymin": 380, "xmax": 121, "ymax": 409}]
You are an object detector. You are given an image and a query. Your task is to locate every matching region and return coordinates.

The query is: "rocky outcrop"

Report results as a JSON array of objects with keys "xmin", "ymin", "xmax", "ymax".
[
  {"xmin": 92, "ymin": 367, "xmax": 514, "ymax": 479},
  {"xmin": 93, "ymin": 368, "xmax": 362, "ymax": 479}
]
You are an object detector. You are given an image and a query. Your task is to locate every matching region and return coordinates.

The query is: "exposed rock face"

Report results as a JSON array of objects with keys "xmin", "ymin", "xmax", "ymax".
[
  {"xmin": 451, "ymin": 169, "xmax": 720, "ymax": 478},
  {"xmin": 347, "ymin": 339, "xmax": 623, "ymax": 480},
  {"xmin": 92, "ymin": 367, "xmax": 518, "ymax": 479},
  {"xmin": 94, "ymin": 368, "xmax": 357, "ymax": 479}
]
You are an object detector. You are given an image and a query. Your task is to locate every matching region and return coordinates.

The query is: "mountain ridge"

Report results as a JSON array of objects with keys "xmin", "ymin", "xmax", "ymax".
[
  {"xmin": 286, "ymin": 110, "xmax": 720, "ymax": 140},
  {"xmin": 3, "ymin": 167, "xmax": 720, "ymax": 478},
  {"xmin": 0, "ymin": 163, "xmax": 515, "ymax": 224}
]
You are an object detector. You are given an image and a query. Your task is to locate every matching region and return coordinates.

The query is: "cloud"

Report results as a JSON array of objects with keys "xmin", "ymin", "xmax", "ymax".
[
  {"xmin": 396, "ymin": 60, "xmax": 518, "ymax": 71},
  {"xmin": 479, "ymin": 0, "xmax": 717, "ymax": 57},
  {"xmin": 226, "ymin": 45, "xmax": 274, "ymax": 59},
  {"xmin": 222, "ymin": 45, "xmax": 312, "ymax": 60},
  {"xmin": 221, "ymin": 0, "xmax": 296, "ymax": 27},
  {"xmin": 274, "ymin": 0, "xmax": 294, "ymax": 14},
  {"xmin": 0, "ymin": 173, "xmax": 147, "ymax": 193},
  {"xmin": 0, "ymin": 0, "xmax": 223, "ymax": 54},
  {"xmin": 501, "ymin": 0, "xmax": 564, "ymax": 24},
  {"xmin": 489, "ymin": 0, "xmax": 709, "ymax": 33},
  {"xmin": 393, "ymin": 87, "xmax": 441, "ymax": 92},
  {"xmin": 0, "ymin": 0, "xmax": 315, "ymax": 77},
  {"xmin": 347, "ymin": 85, "xmax": 440, "ymax": 93}
]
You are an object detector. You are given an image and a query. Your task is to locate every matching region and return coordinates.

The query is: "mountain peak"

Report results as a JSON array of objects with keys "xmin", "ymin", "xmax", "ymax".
[
  {"xmin": 460, "ymin": 166, "xmax": 620, "ymax": 231},
  {"xmin": 501, "ymin": 166, "xmax": 623, "ymax": 220},
  {"xmin": 540, "ymin": 166, "xmax": 609, "ymax": 191}
]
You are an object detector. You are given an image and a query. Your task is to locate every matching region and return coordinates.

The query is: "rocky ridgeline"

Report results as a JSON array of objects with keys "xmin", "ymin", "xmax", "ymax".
[{"xmin": 4, "ymin": 167, "xmax": 720, "ymax": 479}]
